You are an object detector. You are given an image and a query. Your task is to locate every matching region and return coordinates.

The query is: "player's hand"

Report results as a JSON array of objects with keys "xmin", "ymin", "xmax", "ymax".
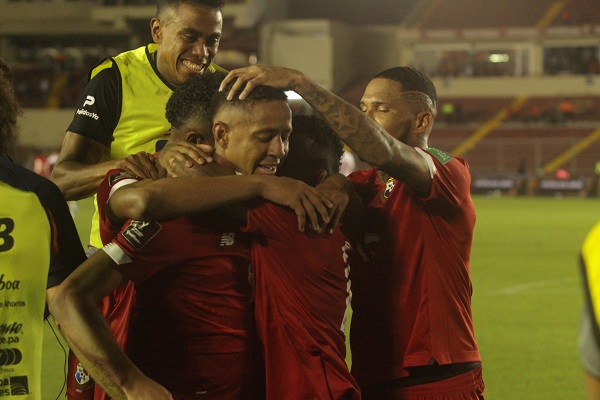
[
  {"xmin": 158, "ymin": 142, "xmax": 214, "ymax": 177},
  {"xmin": 261, "ymin": 176, "xmax": 333, "ymax": 233},
  {"xmin": 316, "ymin": 174, "xmax": 350, "ymax": 234},
  {"xmin": 220, "ymin": 65, "xmax": 303, "ymax": 101},
  {"xmin": 115, "ymin": 152, "xmax": 161, "ymax": 180}
]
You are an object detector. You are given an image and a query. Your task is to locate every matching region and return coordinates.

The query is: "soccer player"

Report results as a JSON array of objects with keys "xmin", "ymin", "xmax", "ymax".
[
  {"xmin": 246, "ymin": 115, "xmax": 361, "ymax": 399},
  {"xmin": 0, "ymin": 60, "xmax": 86, "ymax": 400},
  {"xmin": 49, "ymin": 84, "xmax": 334, "ymax": 399},
  {"xmin": 220, "ymin": 65, "xmax": 484, "ymax": 399},
  {"xmin": 51, "ymin": 2, "xmax": 226, "ymax": 392},
  {"xmin": 105, "ymin": 112, "xmax": 361, "ymax": 399},
  {"xmin": 51, "ymin": 0, "xmax": 226, "ymax": 248},
  {"xmin": 579, "ymin": 220, "xmax": 600, "ymax": 400},
  {"xmin": 89, "ymin": 72, "xmax": 226, "ymax": 400}
]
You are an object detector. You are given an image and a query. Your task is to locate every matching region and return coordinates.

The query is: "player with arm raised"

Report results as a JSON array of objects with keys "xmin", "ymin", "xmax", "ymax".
[{"xmin": 220, "ymin": 65, "xmax": 484, "ymax": 399}]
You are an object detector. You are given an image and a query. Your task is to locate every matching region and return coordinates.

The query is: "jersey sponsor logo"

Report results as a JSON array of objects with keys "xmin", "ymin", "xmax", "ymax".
[
  {"xmin": 220, "ymin": 232, "xmax": 235, "ymax": 246},
  {"xmin": 76, "ymin": 108, "xmax": 100, "ymax": 120},
  {"xmin": 83, "ymin": 95, "xmax": 95, "ymax": 107},
  {"xmin": 0, "ymin": 275, "xmax": 20, "ymax": 291},
  {"xmin": 0, "ymin": 323, "xmax": 21, "ymax": 345},
  {"xmin": 0, "ymin": 348, "xmax": 22, "ymax": 366},
  {"xmin": 0, "ymin": 322, "xmax": 23, "ymax": 336},
  {"xmin": 0, "ymin": 375, "xmax": 29, "ymax": 396},
  {"xmin": 108, "ymin": 171, "xmax": 136, "ymax": 187},
  {"xmin": 122, "ymin": 220, "xmax": 162, "ymax": 250},
  {"xmin": 0, "ymin": 300, "xmax": 26, "ymax": 309}
]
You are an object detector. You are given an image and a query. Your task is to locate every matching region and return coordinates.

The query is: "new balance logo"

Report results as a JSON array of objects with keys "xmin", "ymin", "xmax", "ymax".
[{"xmin": 220, "ymin": 232, "xmax": 235, "ymax": 246}]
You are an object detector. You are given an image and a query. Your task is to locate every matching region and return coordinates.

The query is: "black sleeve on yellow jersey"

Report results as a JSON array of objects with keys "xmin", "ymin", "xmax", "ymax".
[{"xmin": 67, "ymin": 60, "xmax": 122, "ymax": 147}]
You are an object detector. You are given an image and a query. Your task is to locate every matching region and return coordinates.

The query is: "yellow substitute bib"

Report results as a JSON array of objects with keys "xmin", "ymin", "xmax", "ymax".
[
  {"xmin": 87, "ymin": 44, "xmax": 226, "ymax": 248},
  {"xmin": 583, "ymin": 221, "xmax": 600, "ymax": 326},
  {"xmin": 0, "ymin": 182, "xmax": 51, "ymax": 400}
]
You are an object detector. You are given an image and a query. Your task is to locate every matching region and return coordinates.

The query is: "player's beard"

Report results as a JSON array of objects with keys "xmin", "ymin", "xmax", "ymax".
[{"xmin": 396, "ymin": 120, "xmax": 414, "ymax": 145}]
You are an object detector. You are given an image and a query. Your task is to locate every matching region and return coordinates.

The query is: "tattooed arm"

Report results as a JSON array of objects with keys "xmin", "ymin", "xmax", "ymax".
[{"xmin": 220, "ymin": 65, "xmax": 432, "ymax": 195}]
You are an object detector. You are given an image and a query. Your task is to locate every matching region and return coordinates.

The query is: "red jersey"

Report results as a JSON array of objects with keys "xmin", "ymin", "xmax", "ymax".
[
  {"xmin": 107, "ymin": 211, "xmax": 255, "ymax": 399},
  {"xmin": 348, "ymin": 148, "xmax": 481, "ymax": 388},
  {"xmin": 67, "ymin": 169, "xmax": 139, "ymax": 400},
  {"xmin": 96, "ymin": 169, "xmax": 139, "ymax": 358},
  {"xmin": 244, "ymin": 201, "xmax": 361, "ymax": 400}
]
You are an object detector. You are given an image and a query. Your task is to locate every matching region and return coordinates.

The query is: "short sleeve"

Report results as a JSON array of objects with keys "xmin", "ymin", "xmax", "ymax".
[{"xmin": 67, "ymin": 59, "xmax": 121, "ymax": 146}]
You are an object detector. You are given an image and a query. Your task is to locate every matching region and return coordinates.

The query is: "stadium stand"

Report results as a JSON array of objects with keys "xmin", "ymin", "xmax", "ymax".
[
  {"xmin": 419, "ymin": 0, "xmax": 558, "ymax": 29},
  {"xmin": 1, "ymin": 0, "xmax": 599, "ymax": 195}
]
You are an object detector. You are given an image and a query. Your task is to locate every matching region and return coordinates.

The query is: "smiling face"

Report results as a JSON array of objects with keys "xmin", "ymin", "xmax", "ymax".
[
  {"xmin": 151, "ymin": 3, "xmax": 222, "ymax": 86},
  {"xmin": 213, "ymin": 101, "xmax": 292, "ymax": 176}
]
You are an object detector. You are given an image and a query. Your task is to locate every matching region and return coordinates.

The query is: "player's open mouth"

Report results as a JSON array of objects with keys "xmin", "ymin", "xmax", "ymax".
[
  {"xmin": 257, "ymin": 165, "xmax": 277, "ymax": 174},
  {"xmin": 182, "ymin": 59, "xmax": 207, "ymax": 73}
]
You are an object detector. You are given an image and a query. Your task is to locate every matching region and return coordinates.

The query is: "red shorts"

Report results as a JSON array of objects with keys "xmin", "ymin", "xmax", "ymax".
[{"xmin": 361, "ymin": 365, "xmax": 485, "ymax": 400}]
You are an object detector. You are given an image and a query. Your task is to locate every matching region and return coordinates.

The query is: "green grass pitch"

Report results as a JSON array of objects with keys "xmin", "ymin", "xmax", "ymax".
[{"xmin": 42, "ymin": 196, "xmax": 598, "ymax": 399}]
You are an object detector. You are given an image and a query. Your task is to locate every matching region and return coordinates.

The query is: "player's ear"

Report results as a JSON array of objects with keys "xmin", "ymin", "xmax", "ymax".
[
  {"xmin": 415, "ymin": 111, "xmax": 433, "ymax": 133},
  {"xmin": 186, "ymin": 132, "xmax": 203, "ymax": 145},
  {"xmin": 150, "ymin": 18, "xmax": 162, "ymax": 43},
  {"xmin": 213, "ymin": 121, "xmax": 229, "ymax": 149}
]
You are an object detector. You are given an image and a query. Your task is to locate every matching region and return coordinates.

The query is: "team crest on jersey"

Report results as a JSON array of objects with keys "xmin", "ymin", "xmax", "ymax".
[
  {"xmin": 74, "ymin": 363, "xmax": 92, "ymax": 389},
  {"xmin": 383, "ymin": 177, "xmax": 396, "ymax": 199},
  {"xmin": 108, "ymin": 171, "xmax": 136, "ymax": 187},
  {"xmin": 122, "ymin": 220, "xmax": 162, "ymax": 250}
]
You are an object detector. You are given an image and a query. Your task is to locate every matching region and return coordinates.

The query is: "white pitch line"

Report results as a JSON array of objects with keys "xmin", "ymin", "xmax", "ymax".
[{"xmin": 494, "ymin": 277, "xmax": 578, "ymax": 296}]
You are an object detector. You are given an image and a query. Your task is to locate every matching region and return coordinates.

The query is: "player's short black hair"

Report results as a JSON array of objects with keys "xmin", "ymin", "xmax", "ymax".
[
  {"xmin": 157, "ymin": 0, "xmax": 224, "ymax": 17},
  {"xmin": 0, "ymin": 59, "xmax": 18, "ymax": 156},
  {"xmin": 210, "ymin": 79, "xmax": 288, "ymax": 119},
  {"xmin": 277, "ymin": 114, "xmax": 344, "ymax": 185},
  {"xmin": 166, "ymin": 72, "xmax": 226, "ymax": 129},
  {"xmin": 374, "ymin": 66, "xmax": 438, "ymax": 116}
]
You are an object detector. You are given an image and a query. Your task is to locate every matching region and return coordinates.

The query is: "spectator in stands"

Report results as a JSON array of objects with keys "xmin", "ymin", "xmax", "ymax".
[
  {"xmin": 557, "ymin": 99, "xmax": 576, "ymax": 123},
  {"xmin": 220, "ymin": 64, "xmax": 484, "ymax": 399},
  {"xmin": 49, "ymin": 1, "xmax": 227, "ymax": 398},
  {"xmin": 0, "ymin": 59, "xmax": 86, "ymax": 400}
]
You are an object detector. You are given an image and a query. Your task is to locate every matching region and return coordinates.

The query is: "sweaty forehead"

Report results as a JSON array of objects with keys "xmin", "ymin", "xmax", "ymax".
[{"xmin": 361, "ymin": 78, "xmax": 404, "ymax": 103}]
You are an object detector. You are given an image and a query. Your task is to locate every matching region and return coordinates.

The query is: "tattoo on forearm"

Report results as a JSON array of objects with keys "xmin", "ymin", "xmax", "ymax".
[{"xmin": 303, "ymin": 85, "xmax": 389, "ymax": 163}]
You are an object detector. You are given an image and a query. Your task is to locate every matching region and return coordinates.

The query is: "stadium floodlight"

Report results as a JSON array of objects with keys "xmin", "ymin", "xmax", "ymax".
[{"xmin": 489, "ymin": 54, "xmax": 510, "ymax": 63}]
